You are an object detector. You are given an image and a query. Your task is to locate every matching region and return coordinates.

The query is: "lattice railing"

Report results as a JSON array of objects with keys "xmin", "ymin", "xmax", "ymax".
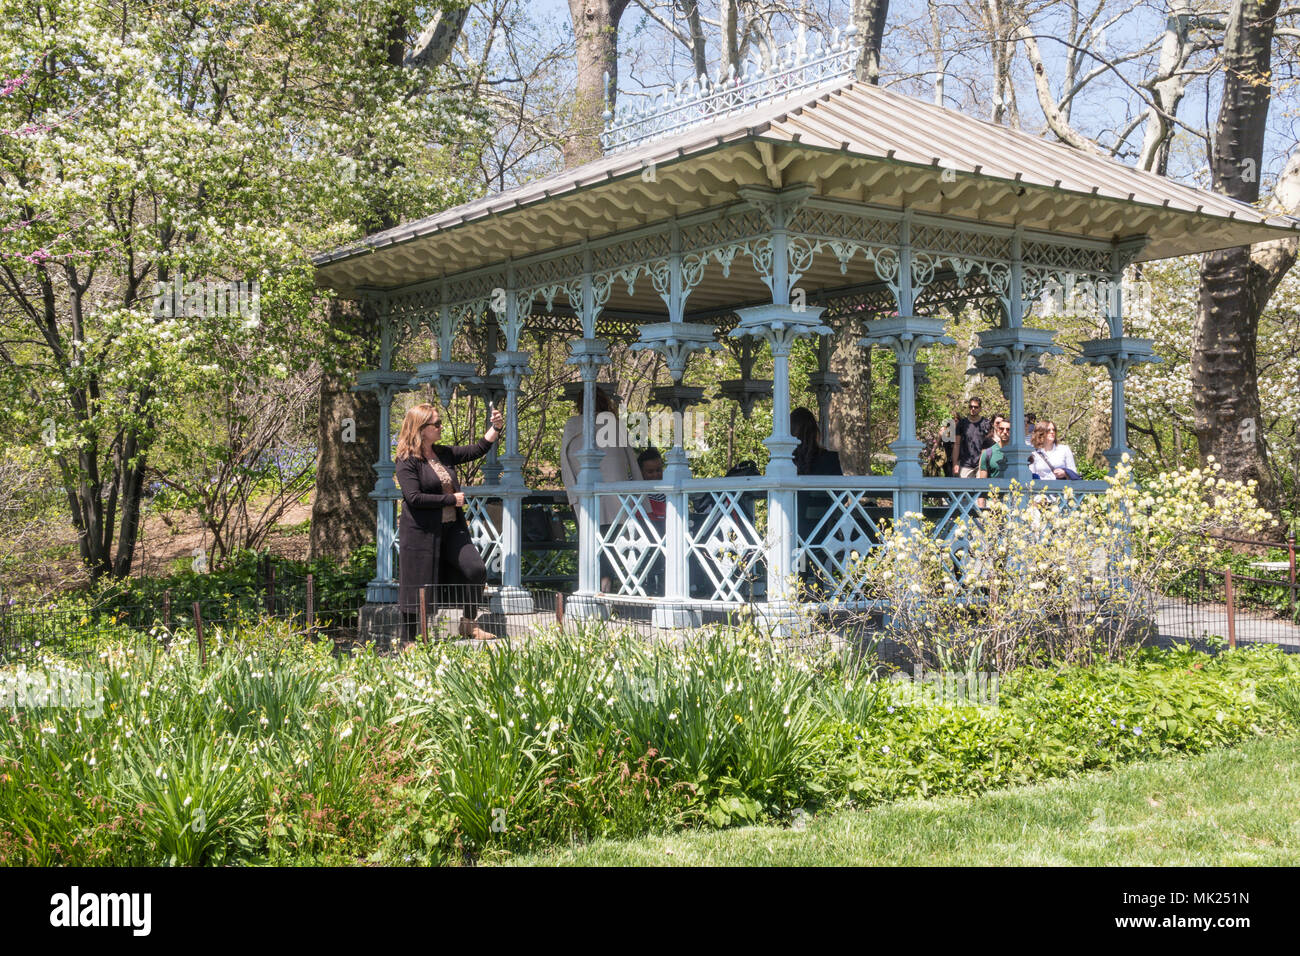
[
  {"xmin": 597, "ymin": 493, "xmax": 667, "ymax": 597},
  {"xmin": 794, "ymin": 487, "xmax": 896, "ymax": 604},
  {"xmin": 601, "ymin": 28, "xmax": 861, "ymax": 152},
  {"xmin": 464, "ymin": 495, "xmax": 504, "ymax": 576},
  {"xmin": 685, "ymin": 488, "xmax": 768, "ymax": 603}
]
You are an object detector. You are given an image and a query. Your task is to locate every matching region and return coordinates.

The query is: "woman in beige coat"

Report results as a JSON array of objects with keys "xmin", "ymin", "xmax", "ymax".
[{"xmin": 560, "ymin": 388, "xmax": 640, "ymax": 591}]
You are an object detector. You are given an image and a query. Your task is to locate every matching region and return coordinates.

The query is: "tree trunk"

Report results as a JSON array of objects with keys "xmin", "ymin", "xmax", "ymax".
[
  {"xmin": 719, "ymin": 0, "xmax": 739, "ymax": 77},
  {"xmin": 829, "ymin": 317, "xmax": 872, "ymax": 475},
  {"xmin": 1138, "ymin": 0, "xmax": 1193, "ymax": 175},
  {"xmin": 852, "ymin": 0, "xmax": 889, "ymax": 83},
  {"xmin": 1191, "ymin": 0, "xmax": 1283, "ymax": 508},
  {"xmin": 566, "ymin": 0, "xmax": 629, "ymax": 167},
  {"xmin": 682, "ymin": 0, "xmax": 707, "ymax": 78},
  {"xmin": 310, "ymin": 365, "xmax": 379, "ymax": 561}
]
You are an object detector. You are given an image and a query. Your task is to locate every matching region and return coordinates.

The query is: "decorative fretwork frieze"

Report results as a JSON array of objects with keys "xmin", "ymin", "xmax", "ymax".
[
  {"xmin": 679, "ymin": 208, "xmax": 768, "ymax": 254},
  {"xmin": 911, "ymin": 224, "xmax": 1012, "ymax": 263},
  {"xmin": 446, "ymin": 272, "xmax": 501, "ymax": 309},
  {"xmin": 788, "ymin": 206, "xmax": 901, "ymax": 248},
  {"xmin": 818, "ymin": 286, "xmax": 897, "ymax": 324},
  {"xmin": 591, "ymin": 234, "xmax": 671, "ymax": 274},
  {"xmin": 1021, "ymin": 240, "xmax": 1111, "ymax": 276},
  {"xmin": 516, "ymin": 253, "xmax": 585, "ymax": 292}
]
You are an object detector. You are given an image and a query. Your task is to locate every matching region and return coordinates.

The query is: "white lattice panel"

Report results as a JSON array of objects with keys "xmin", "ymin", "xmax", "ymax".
[
  {"xmin": 465, "ymin": 497, "xmax": 504, "ymax": 575},
  {"xmin": 795, "ymin": 488, "xmax": 894, "ymax": 603},
  {"xmin": 597, "ymin": 494, "xmax": 666, "ymax": 597},
  {"xmin": 685, "ymin": 490, "xmax": 767, "ymax": 602}
]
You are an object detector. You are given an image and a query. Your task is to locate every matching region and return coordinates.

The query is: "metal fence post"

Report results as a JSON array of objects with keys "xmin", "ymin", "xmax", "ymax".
[
  {"xmin": 1224, "ymin": 568, "xmax": 1236, "ymax": 649},
  {"xmin": 419, "ymin": 586, "xmax": 429, "ymax": 643},
  {"xmin": 193, "ymin": 601, "xmax": 207, "ymax": 666},
  {"xmin": 163, "ymin": 589, "xmax": 171, "ymax": 632},
  {"xmin": 265, "ymin": 558, "xmax": 276, "ymax": 615},
  {"xmin": 1289, "ymin": 532, "xmax": 1295, "ymax": 620},
  {"xmin": 305, "ymin": 573, "xmax": 315, "ymax": 636}
]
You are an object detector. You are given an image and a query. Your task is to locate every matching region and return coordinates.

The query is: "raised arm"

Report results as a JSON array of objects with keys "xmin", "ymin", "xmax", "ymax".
[
  {"xmin": 445, "ymin": 436, "xmax": 494, "ymax": 466},
  {"xmin": 446, "ymin": 407, "xmax": 504, "ymax": 465}
]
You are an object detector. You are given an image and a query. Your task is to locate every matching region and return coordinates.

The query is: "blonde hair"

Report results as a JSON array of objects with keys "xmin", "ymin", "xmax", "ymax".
[{"xmin": 395, "ymin": 403, "xmax": 441, "ymax": 461}]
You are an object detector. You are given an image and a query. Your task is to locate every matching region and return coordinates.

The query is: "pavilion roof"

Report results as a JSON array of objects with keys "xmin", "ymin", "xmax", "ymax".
[{"xmin": 314, "ymin": 75, "xmax": 1300, "ymax": 295}]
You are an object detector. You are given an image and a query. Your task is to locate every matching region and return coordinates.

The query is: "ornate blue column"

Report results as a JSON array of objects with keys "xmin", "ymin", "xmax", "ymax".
[
  {"xmin": 631, "ymin": 227, "xmax": 720, "ymax": 627},
  {"xmin": 1075, "ymin": 338, "xmax": 1158, "ymax": 469},
  {"xmin": 732, "ymin": 304, "xmax": 831, "ymax": 614},
  {"xmin": 483, "ymin": 267, "xmax": 536, "ymax": 614},
  {"xmin": 352, "ymin": 292, "xmax": 418, "ymax": 606},
  {"xmin": 1075, "ymin": 244, "xmax": 1158, "ymax": 471},
  {"xmin": 971, "ymin": 328, "xmax": 1062, "ymax": 482},
  {"xmin": 412, "ymin": 280, "xmax": 479, "ymax": 404},
  {"xmin": 566, "ymin": 251, "xmax": 613, "ymax": 620},
  {"xmin": 633, "ymin": 318, "xmax": 718, "ymax": 629},
  {"xmin": 491, "ymin": 346, "xmax": 535, "ymax": 613},
  {"xmin": 860, "ymin": 315, "xmax": 954, "ymax": 516}
]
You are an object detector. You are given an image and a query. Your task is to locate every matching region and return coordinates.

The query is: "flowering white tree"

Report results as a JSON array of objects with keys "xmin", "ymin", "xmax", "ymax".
[{"xmin": 0, "ymin": 0, "xmax": 485, "ymax": 579}]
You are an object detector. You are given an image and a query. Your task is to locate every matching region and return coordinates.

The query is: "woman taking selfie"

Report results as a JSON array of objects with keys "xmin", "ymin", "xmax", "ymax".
[{"xmin": 395, "ymin": 401, "xmax": 504, "ymax": 641}]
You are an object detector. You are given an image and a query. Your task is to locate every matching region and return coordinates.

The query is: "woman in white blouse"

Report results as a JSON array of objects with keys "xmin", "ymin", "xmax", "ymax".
[{"xmin": 1029, "ymin": 420, "xmax": 1079, "ymax": 480}]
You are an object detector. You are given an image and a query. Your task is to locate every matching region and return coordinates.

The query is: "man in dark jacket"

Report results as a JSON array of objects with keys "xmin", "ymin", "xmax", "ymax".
[{"xmin": 953, "ymin": 397, "xmax": 992, "ymax": 478}]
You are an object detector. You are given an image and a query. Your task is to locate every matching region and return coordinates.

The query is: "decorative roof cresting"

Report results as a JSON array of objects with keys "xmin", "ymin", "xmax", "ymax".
[{"xmin": 600, "ymin": 25, "xmax": 860, "ymax": 153}]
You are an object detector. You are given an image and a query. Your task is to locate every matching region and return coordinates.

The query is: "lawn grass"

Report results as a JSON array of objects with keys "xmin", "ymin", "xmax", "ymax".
[{"xmin": 501, "ymin": 736, "xmax": 1300, "ymax": 866}]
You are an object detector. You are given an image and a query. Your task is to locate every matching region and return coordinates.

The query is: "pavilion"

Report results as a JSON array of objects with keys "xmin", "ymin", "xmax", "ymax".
[{"xmin": 312, "ymin": 29, "xmax": 1300, "ymax": 631}]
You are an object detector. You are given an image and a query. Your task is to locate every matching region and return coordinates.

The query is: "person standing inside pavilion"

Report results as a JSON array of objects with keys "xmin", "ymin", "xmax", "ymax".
[
  {"xmin": 792, "ymin": 407, "xmax": 842, "ymax": 595},
  {"xmin": 953, "ymin": 396, "xmax": 993, "ymax": 478},
  {"xmin": 560, "ymin": 386, "xmax": 642, "ymax": 592},
  {"xmin": 395, "ymin": 402, "xmax": 504, "ymax": 641}
]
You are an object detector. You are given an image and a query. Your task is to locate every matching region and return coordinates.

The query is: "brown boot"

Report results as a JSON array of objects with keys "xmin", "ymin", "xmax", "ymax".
[{"xmin": 458, "ymin": 617, "xmax": 495, "ymax": 641}]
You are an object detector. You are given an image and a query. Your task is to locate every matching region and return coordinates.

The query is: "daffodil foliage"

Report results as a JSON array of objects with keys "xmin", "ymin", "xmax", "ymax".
[{"xmin": 0, "ymin": 0, "xmax": 485, "ymax": 578}]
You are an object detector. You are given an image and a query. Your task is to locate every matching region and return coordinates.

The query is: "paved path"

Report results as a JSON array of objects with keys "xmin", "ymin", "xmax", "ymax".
[{"xmin": 1153, "ymin": 596, "xmax": 1300, "ymax": 650}]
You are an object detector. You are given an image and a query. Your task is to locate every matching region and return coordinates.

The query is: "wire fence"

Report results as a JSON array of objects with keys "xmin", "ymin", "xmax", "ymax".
[
  {"xmin": 5, "ymin": 531, "xmax": 1299, "ymax": 663},
  {"xmin": 1148, "ymin": 531, "xmax": 1298, "ymax": 651}
]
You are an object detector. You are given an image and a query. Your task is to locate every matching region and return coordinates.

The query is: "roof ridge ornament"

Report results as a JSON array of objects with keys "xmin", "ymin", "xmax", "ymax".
[{"xmin": 600, "ymin": 24, "xmax": 860, "ymax": 154}]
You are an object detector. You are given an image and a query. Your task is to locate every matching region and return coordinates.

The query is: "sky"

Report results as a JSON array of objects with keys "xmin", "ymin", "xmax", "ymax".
[{"xmin": 508, "ymin": 0, "xmax": 1297, "ymax": 194}]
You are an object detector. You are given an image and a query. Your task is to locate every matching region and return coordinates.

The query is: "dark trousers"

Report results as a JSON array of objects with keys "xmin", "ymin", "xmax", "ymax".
[{"xmin": 438, "ymin": 521, "xmax": 488, "ymax": 617}]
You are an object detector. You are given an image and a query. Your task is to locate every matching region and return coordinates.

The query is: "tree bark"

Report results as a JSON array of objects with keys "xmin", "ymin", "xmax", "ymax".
[
  {"xmin": 566, "ymin": 0, "xmax": 630, "ymax": 167},
  {"xmin": 1192, "ymin": 0, "xmax": 1284, "ymax": 509},
  {"xmin": 1138, "ymin": 0, "xmax": 1193, "ymax": 175},
  {"xmin": 852, "ymin": 0, "xmax": 890, "ymax": 83},
  {"xmin": 829, "ymin": 316, "xmax": 873, "ymax": 475},
  {"xmin": 310, "ymin": 303, "xmax": 380, "ymax": 561},
  {"xmin": 682, "ymin": 0, "xmax": 708, "ymax": 78}
]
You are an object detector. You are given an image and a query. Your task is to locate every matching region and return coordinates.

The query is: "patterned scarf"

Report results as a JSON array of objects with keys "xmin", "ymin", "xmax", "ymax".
[{"xmin": 427, "ymin": 457, "xmax": 457, "ymax": 523}]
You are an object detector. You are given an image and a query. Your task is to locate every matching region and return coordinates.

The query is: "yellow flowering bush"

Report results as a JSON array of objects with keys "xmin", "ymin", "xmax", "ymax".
[{"xmin": 850, "ymin": 458, "xmax": 1272, "ymax": 673}]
